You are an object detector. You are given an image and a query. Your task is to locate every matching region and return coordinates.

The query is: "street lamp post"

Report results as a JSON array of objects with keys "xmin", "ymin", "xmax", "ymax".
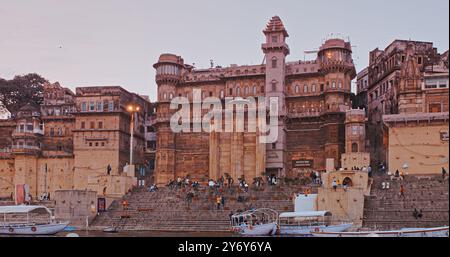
[{"xmin": 127, "ymin": 104, "xmax": 141, "ymax": 166}]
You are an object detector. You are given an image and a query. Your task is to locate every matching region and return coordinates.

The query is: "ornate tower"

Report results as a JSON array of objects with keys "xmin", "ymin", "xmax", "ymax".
[
  {"xmin": 344, "ymin": 109, "xmax": 366, "ymax": 153},
  {"xmin": 262, "ymin": 16, "xmax": 290, "ymax": 176},
  {"xmin": 153, "ymin": 54, "xmax": 184, "ymax": 184},
  {"xmin": 341, "ymin": 108, "xmax": 370, "ymax": 170},
  {"xmin": 318, "ymin": 39, "xmax": 357, "ymax": 169},
  {"xmin": 398, "ymin": 44, "xmax": 424, "ymax": 114}
]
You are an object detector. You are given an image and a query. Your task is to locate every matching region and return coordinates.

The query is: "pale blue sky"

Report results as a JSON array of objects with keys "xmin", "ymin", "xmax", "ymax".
[{"xmin": 0, "ymin": 0, "xmax": 448, "ymax": 101}]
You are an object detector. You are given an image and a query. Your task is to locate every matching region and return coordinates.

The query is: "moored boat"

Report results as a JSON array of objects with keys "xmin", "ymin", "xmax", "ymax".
[
  {"xmin": 278, "ymin": 211, "xmax": 353, "ymax": 236},
  {"xmin": 230, "ymin": 208, "xmax": 278, "ymax": 236},
  {"xmin": 311, "ymin": 226, "xmax": 449, "ymax": 237},
  {"xmin": 0, "ymin": 205, "xmax": 69, "ymax": 235}
]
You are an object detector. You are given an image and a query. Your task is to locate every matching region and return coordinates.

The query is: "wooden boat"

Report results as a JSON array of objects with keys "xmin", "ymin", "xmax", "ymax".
[
  {"xmin": 0, "ymin": 205, "xmax": 69, "ymax": 235},
  {"xmin": 103, "ymin": 226, "xmax": 120, "ymax": 233},
  {"xmin": 311, "ymin": 226, "xmax": 449, "ymax": 237},
  {"xmin": 230, "ymin": 208, "xmax": 278, "ymax": 236},
  {"xmin": 279, "ymin": 211, "xmax": 353, "ymax": 236}
]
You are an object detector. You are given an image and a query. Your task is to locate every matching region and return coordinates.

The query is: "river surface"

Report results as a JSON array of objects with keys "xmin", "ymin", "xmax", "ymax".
[{"xmin": 1, "ymin": 230, "xmax": 238, "ymax": 237}]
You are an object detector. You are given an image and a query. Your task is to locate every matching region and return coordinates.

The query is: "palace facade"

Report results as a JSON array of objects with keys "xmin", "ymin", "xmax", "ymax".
[
  {"xmin": 0, "ymin": 82, "xmax": 156, "ymax": 201},
  {"xmin": 153, "ymin": 16, "xmax": 363, "ymax": 185}
]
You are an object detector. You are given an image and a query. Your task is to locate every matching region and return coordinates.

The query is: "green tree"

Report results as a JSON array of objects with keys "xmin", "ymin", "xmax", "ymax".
[{"xmin": 0, "ymin": 73, "xmax": 48, "ymax": 116}]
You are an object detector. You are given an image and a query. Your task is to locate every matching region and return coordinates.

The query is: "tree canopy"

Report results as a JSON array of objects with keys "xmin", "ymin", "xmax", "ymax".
[{"xmin": 0, "ymin": 73, "xmax": 48, "ymax": 116}]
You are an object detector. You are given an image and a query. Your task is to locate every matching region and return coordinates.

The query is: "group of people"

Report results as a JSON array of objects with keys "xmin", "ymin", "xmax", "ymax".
[
  {"xmin": 331, "ymin": 179, "xmax": 350, "ymax": 191},
  {"xmin": 309, "ymin": 171, "xmax": 321, "ymax": 185},
  {"xmin": 166, "ymin": 176, "xmax": 201, "ymax": 191}
]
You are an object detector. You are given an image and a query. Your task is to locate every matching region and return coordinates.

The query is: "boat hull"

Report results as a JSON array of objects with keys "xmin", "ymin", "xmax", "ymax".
[
  {"xmin": 280, "ymin": 223, "xmax": 353, "ymax": 236},
  {"xmin": 0, "ymin": 222, "xmax": 69, "ymax": 235},
  {"xmin": 236, "ymin": 222, "xmax": 277, "ymax": 236},
  {"xmin": 311, "ymin": 226, "xmax": 449, "ymax": 237}
]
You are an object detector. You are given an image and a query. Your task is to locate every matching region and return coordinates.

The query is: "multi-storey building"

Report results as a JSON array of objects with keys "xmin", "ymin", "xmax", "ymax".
[
  {"xmin": 366, "ymin": 40, "xmax": 449, "ymax": 167},
  {"xmin": 355, "ymin": 67, "xmax": 369, "ymax": 111},
  {"xmin": 153, "ymin": 16, "xmax": 358, "ymax": 185},
  {"xmin": 0, "ymin": 83, "xmax": 155, "ymax": 202}
]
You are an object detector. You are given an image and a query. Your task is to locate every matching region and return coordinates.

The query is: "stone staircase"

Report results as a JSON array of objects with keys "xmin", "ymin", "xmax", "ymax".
[
  {"xmin": 363, "ymin": 175, "xmax": 449, "ymax": 230},
  {"xmin": 91, "ymin": 183, "xmax": 313, "ymax": 232}
]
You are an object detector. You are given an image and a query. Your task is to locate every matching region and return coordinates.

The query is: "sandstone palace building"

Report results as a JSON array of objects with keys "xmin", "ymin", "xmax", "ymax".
[
  {"xmin": 0, "ymin": 83, "xmax": 156, "ymax": 201},
  {"xmin": 153, "ymin": 16, "xmax": 366, "ymax": 185}
]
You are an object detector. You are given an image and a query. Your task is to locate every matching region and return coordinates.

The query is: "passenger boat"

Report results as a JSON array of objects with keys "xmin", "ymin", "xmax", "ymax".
[
  {"xmin": 278, "ymin": 211, "xmax": 353, "ymax": 236},
  {"xmin": 230, "ymin": 208, "xmax": 278, "ymax": 236},
  {"xmin": 311, "ymin": 226, "xmax": 449, "ymax": 237},
  {"xmin": 0, "ymin": 205, "xmax": 69, "ymax": 235}
]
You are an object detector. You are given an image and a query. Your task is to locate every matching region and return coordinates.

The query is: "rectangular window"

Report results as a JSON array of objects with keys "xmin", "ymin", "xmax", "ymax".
[
  {"xmin": 108, "ymin": 101, "xmax": 114, "ymax": 111},
  {"xmin": 90, "ymin": 121, "xmax": 95, "ymax": 129},
  {"xmin": 272, "ymin": 143, "xmax": 276, "ymax": 149},
  {"xmin": 89, "ymin": 101, "xmax": 95, "ymax": 112},
  {"xmin": 98, "ymin": 121, "xmax": 103, "ymax": 129},
  {"xmin": 272, "ymin": 82, "xmax": 277, "ymax": 92},
  {"xmin": 81, "ymin": 121, "xmax": 85, "ymax": 129},
  {"xmin": 320, "ymin": 84, "xmax": 324, "ymax": 92},
  {"xmin": 352, "ymin": 125, "xmax": 359, "ymax": 135},
  {"xmin": 272, "ymin": 36, "xmax": 278, "ymax": 43},
  {"xmin": 26, "ymin": 124, "xmax": 33, "ymax": 131},
  {"xmin": 229, "ymin": 88, "xmax": 233, "ymax": 95},
  {"xmin": 50, "ymin": 128, "xmax": 54, "ymax": 136},
  {"xmin": 97, "ymin": 102, "xmax": 103, "ymax": 112},
  {"xmin": 81, "ymin": 102, "xmax": 87, "ymax": 112}
]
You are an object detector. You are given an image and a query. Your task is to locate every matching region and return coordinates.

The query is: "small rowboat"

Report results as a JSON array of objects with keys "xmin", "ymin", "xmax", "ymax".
[{"xmin": 311, "ymin": 226, "xmax": 449, "ymax": 237}]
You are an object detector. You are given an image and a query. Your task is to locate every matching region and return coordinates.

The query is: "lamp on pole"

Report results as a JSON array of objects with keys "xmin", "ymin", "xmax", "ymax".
[{"xmin": 127, "ymin": 104, "xmax": 141, "ymax": 166}]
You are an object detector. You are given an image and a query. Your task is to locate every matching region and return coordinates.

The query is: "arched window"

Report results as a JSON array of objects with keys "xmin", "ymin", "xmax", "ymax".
[
  {"xmin": 332, "ymin": 81, "xmax": 336, "ymax": 88},
  {"xmin": 351, "ymin": 143, "xmax": 358, "ymax": 153},
  {"xmin": 272, "ymin": 57, "xmax": 277, "ymax": 68},
  {"xmin": 244, "ymin": 87, "xmax": 248, "ymax": 95},
  {"xmin": 236, "ymin": 87, "xmax": 241, "ymax": 96},
  {"xmin": 163, "ymin": 93, "xmax": 167, "ymax": 100},
  {"xmin": 312, "ymin": 84, "xmax": 317, "ymax": 92},
  {"xmin": 271, "ymin": 80, "xmax": 277, "ymax": 92},
  {"xmin": 253, "ymin": 86, "xmax": 257, "ymax": 94},
  {"xmin": 295, "ymin": 85, "xmax": 299, "ymax": 94},
  {"xmin": 338, "ymin": 81, "xmax": 343, "ymax": 89},
  {"xmin": 220, "ymin": 90, "xmax": 224, "ymax": 99},
  {"xmin": 304, "ymin": 84, "xmax": 308, "ymax": 93}
]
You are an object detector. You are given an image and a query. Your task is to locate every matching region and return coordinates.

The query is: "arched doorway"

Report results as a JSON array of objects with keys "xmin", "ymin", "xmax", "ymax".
[
  {"xmin": 342, "ymin": 177, "xmax": 353, "ymax": 187},
  {"xmin": 351, "ymin": 143, "xmax": 358, "ymax": 153}
]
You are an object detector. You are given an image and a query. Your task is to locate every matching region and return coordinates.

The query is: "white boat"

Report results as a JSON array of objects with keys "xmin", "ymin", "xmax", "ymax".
[
  {"xmin": 279, "ymin": 211, "xmax": 353, "ymax": 236},
  {"xmin": 0, "ymin": 205, "xmax": 69, "ymax": 235},
  {"xmin": 231, "ymin": 208, "xmax": 278, "ymax": 236},
  {"xmin": 311, "ymin": 226, "xmax": 449, "ymax": 237}
]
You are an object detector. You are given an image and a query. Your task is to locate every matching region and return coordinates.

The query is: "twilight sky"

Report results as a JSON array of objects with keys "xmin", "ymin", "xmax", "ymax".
[{"xmin": 0, "ymin": 0, "xmax": 448, "ymax": 101}]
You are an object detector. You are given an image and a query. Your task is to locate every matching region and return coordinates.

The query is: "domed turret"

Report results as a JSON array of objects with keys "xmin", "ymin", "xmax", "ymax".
[
  {"xmin": 318, "ymin": 38, "xmax": 356, "ymax": 77},
  {"xmin": 153, "ymin": 54, "xmax": 184, "ymax": 85}
]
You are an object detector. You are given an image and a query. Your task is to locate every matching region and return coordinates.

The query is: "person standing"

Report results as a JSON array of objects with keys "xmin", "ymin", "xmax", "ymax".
[
  {"xmin": 399, "ymin": 185, "xmax": 405, "ymax": 199},
  {"xmin": 332, "ymin": 180, "xmax": 337, "ymax": 191},
  {"xmin": 216, "ymin": 195, "xmax": 222, "ymax": 210},
  {"xmin": 442, "ymin": 167, "xmax": 447, "ymax": 180},
  {"xmin": 221, "ymin": 196, "xmax": 226, "ymax": 209}
]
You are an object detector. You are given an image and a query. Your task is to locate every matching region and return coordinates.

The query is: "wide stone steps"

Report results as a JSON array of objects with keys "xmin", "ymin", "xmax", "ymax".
[
  {"xmin": 91, "ymin": 184, "xmax": 301, "ymax": 231},
  {"xmin": 362, "ymin": 175, "xmax": 449, "ymax": 230}
]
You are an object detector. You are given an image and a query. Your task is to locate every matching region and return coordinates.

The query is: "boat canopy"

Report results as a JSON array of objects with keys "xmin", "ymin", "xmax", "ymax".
[
  {"xmin": 0, "ymin": 205, "xmax": 52, "ymax": 215},
  {"xmin": 279, "ymin": 211, "xmax": 332, "ymax": 218}
]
